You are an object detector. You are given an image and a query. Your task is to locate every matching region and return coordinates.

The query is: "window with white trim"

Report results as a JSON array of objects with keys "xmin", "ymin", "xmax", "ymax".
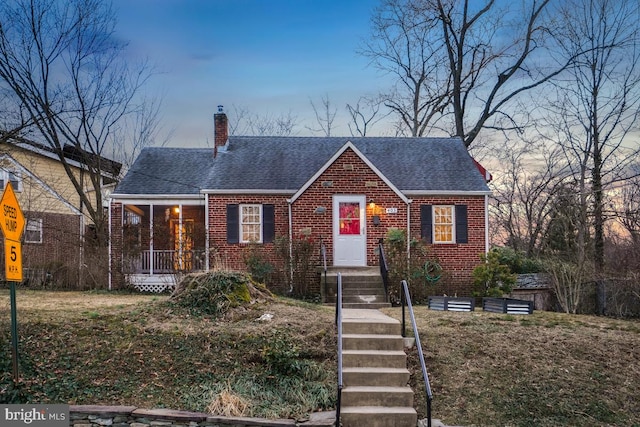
[
  {"xmin": 433, "ymin": 205, "xmax": 455, "ymax": 243},
  {"xmin": 0, "ymin": 170, "xmax": 22, "ymax": 192},
  {"xmin": 25, "ymin": 218, "xmax": 43, "ymax": 243},
  {"xmin": 240, "ymin": 204, "xmax": 262, "ymax": 243}
]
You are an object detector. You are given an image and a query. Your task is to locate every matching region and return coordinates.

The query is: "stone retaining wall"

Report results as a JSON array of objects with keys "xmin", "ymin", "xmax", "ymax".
[{"xmin": 70, "ymin": 406, "xmax": 335, "ymax": 427}]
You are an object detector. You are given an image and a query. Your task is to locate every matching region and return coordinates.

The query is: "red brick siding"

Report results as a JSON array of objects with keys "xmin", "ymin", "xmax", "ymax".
[
  {"xmin": 409, "ymin": 195, "xmax": 487, "ymax": 295},
  {"xmin": 291, "ymin": 149, "xmax": 408, "ymax": 265},
  {"xmin": 110, "ymin": 202, "xmax": 124, "ymax": 289},
  {"xmin": 3, "ymin": 211, "xmax": 82, "ymax": 287},
  {"xmin": 208, "ymin": 194, "xmax": 290, "ymax": 268}
]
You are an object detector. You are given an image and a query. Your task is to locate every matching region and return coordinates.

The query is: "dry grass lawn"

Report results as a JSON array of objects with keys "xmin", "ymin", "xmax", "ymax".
[
  {"xmin": 0, "ymin": 290, "xmax": 336, "ymax": 419},
  {"xmin": 1, "ymin": 290, "xmax": 639, "ymax": 426},
  {"xmin": 382, "ymin": 307, "xmax": 640, "ymax": 427}
]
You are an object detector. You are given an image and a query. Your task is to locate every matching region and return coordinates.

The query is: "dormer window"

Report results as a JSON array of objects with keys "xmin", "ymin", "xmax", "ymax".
[{"xmin": 0, "ymin": 170, "xmax": 22, "ymax": 192}]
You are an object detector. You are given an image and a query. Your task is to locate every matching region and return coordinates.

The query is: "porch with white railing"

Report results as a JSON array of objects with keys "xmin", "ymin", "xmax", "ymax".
[
  {"xmin": 126, "ymin": 249, "xmax": 206, "ymax": 274},
  {"xmin": 124, "ymin": 249, "xmax": 206, "ymax": 292}
]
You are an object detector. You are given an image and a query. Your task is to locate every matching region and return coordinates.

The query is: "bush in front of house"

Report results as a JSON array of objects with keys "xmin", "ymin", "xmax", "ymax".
[
  {"xmin": 384, "ymin": 227, "xmax": 443, "ymax": 304},
  {"xmin": 472, "ymin": 248, "xmax": 517, "ymax": 297},
  {"xmin": 274, "ymin": 233, "xmax": 320, "ymax": 300},
  {"xmin": 171, "ymin": 271, "xmax": 272, "ymax": 317},
  {"xmin": 243, "ymin": 243, "xmax": 275, "ymax": 284}
]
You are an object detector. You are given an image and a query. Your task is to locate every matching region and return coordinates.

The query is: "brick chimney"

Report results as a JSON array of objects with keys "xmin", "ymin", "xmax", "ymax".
[{"xmin": 214, "ymin": 105, "xmax": 228, "ymax": 158}]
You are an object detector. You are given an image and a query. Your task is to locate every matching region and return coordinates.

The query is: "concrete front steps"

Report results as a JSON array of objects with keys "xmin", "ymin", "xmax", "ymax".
[
  {"xmin": 340, "ymin": 309, "xmax": 417, "ymax": 427},
  {"xmin": 324, "ymin": 267, "xmax": 390, "ymax": 309}
]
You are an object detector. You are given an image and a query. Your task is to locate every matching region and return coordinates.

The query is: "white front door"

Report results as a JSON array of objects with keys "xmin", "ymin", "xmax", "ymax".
[{"xmin": 333, "ymin": 195, "xmax": 366, "ymax": 266}]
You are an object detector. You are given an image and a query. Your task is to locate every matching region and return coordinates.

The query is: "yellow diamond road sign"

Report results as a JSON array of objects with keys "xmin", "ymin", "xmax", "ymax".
[{"xmin": 0, "ymin": 182, "xmax": 25, "ymax": 242}]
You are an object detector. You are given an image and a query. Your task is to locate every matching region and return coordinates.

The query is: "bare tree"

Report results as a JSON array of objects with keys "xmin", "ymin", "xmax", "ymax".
[
  {"xmin": 433, "ymin": 0, "xmax": 582, "ymax": 148},
  {"xmin": 113, "ymin": 95, "xmax": 170, "ymax": 172},
  {"xmin": 0, "ymin": 0, "xmax": 155, "ymax": 245},
  {"xmin": 490, "ymin": 139, "xmax": 570, "ymax": 256},
  {"xmin": 307, "ymin": 94, "xmax": 337, "ymax": 137},
  {"xmin": 362, "ymin": 0, "xmax": 579, "ymax": 147},
  {"xmin": 620, "ymin": 174, "xmax": 640, "ymax": 246},
  {"xmin": 346, "ymin": 96, "xmax": 388, "ymax": 137},
  {"xmin": 547, "ymin": 0, "xmax": 640, "ymax": 272},
  {"xmin": 227, "ymin": 105, "xmax": 297, "ymax": 137},
  {"xmin": 360, "ymin": 0, "xmax": 451, "ymax": 137}
]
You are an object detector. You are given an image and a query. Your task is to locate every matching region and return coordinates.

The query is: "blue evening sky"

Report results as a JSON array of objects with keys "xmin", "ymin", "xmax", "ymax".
[{"xmin": 113, "ymin": 0, "xmax": 391, "ymax": 147}]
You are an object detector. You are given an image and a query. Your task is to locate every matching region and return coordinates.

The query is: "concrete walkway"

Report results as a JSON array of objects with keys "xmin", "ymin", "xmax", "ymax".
[
  {"xmin": 341, "ymin": 308, "xmax": 461, "ymax": 427},
  {"xmin": 341, "ymin": 307, "xmax": 401, "ymax": 322}
]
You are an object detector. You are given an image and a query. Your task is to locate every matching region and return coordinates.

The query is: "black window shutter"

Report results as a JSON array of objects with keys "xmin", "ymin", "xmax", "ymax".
[
  {"xmin": 455, "ymin": 205, "xmax": 468, "ymax": 244},
  {"xmin": 420, "ymin": 205, "xmax": 432, "ymax": 243},
  {"xmin": 227, "ymin": 204, "xmax": 239, "ymax": 244},
  {"xmin": 262, "ymin": 204, "xmax": 275, "ymax": 243}
]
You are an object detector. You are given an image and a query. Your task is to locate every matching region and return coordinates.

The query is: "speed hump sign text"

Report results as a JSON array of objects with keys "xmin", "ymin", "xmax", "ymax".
[
  {"xmin": 0, "ymin": 182, "xmax": 25, "ymax": 282},
  {"xmin": 5, "ymin": 240, "xmax": 22, "ymax": 281}
]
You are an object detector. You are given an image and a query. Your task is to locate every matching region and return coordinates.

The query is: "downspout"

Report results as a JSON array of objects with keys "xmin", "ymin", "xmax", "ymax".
[
  {"xmin": 406, "ymin": 199, "xmax": 412, "ymax": 275},
  {"xmin": 150, "ymin": 204, "xmax": 154, "ymax": 276},
  {"xmin": 485, "ymin": 194, "xmax": 490, "ymax": 253},
  {"xmin": 178, "ymin": 204, "xmax": 183, "ymax": 270},
  {"xmin": 205, "ymin": 194, "xmax": 210, "ymax": 271},
  {"xmin": 108, "ymin": 202, "xmax": 112, "ymax": 290},
  {"xmin": 287, "ymin": 199, "xmax": 293, "ymax": 293}
]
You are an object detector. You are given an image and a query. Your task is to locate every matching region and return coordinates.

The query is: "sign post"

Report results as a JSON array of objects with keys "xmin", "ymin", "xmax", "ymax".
[{"xmin": 0, "ymin": 182, "xmax": 25, "ymax": 384}]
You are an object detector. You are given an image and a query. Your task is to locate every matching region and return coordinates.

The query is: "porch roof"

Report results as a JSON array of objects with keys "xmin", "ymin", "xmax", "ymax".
[{"xmin": 113, "ymin": 147, "xmax": 213, "ymax": 196}]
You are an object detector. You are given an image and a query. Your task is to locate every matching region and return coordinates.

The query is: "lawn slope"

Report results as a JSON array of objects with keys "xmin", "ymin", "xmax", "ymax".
[{"xmin": 1, "ymin": 291, "xmax": 639, "ymax": 426}]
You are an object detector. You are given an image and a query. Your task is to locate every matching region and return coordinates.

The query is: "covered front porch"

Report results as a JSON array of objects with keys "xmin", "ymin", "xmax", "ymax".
[{"xmin": 116, "ymin": 198, "xmax": 207, "ymax": 292}]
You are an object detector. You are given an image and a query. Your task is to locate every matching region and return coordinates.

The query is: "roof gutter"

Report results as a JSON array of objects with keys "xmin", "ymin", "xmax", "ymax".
[
  {"xmin": 402, "ymin": 190, "xmax": 492, "ymax": 196},
  {"xmin": 110, "ymin": 194, "xmax": 206, "ymax": 203},
  {"xmin": 200, "ymin": 189, "xmax": 296, "ymax": 195}
]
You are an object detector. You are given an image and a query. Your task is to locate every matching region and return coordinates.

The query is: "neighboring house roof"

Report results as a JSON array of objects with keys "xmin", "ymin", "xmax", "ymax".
[
  {"xmin": 113, "ymin": 137, "xmax": 491, "ymax": 197},
  {"xmin": 0, "ymin": 153, "xmax": 82, "ymax": 216},
  {"xmin": 515, "ymin": 273, "xmax": 551, "ymax": 289},
  {"xmin": 1, "ymin": 133, "xmax": 122, "ymax": 181}
]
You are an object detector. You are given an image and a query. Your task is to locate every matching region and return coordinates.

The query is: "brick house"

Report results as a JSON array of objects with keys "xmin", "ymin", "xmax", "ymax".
[{"xmin": 109, "ymin": 108, "xmax": 491, "ymax": 295}]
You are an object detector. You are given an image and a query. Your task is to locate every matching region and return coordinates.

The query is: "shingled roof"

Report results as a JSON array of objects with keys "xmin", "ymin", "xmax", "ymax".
[
  {"xmin": 113, "ymin": 136, "xmax": 490, "ymax": 196},
  {"xmin": 114, "ymin": 147, "xmax": 214, "ymax": 195}
]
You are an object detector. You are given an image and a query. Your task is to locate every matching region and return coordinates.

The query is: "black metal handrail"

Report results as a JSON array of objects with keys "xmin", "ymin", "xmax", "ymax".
[
  {"xmin": 401, "ymin": 279, "xmax": 433, "ymax": 427},
  {"xmin": 335, "ymin": 273, "xmax": 343, "ymax": 426},
  {"xmin": 378, "ymin": 239, "xmax": 389, "ymax": 300}
]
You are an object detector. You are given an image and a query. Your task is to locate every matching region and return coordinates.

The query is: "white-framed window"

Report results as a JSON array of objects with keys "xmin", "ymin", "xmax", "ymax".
[
  {"xmin": 433, "ymin": 205, "xmax": 455, "ymax": 244},
  {"xmin": 25, "ymin": 218, "xmax": 43, "ymax": 243},
  {"xmin": 0, "ymin": 170, "xmax": 22, "ymax": 192},
  {"xmin": 240, "ymin": 204, "xmax": 262, "ymax": 243}
]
